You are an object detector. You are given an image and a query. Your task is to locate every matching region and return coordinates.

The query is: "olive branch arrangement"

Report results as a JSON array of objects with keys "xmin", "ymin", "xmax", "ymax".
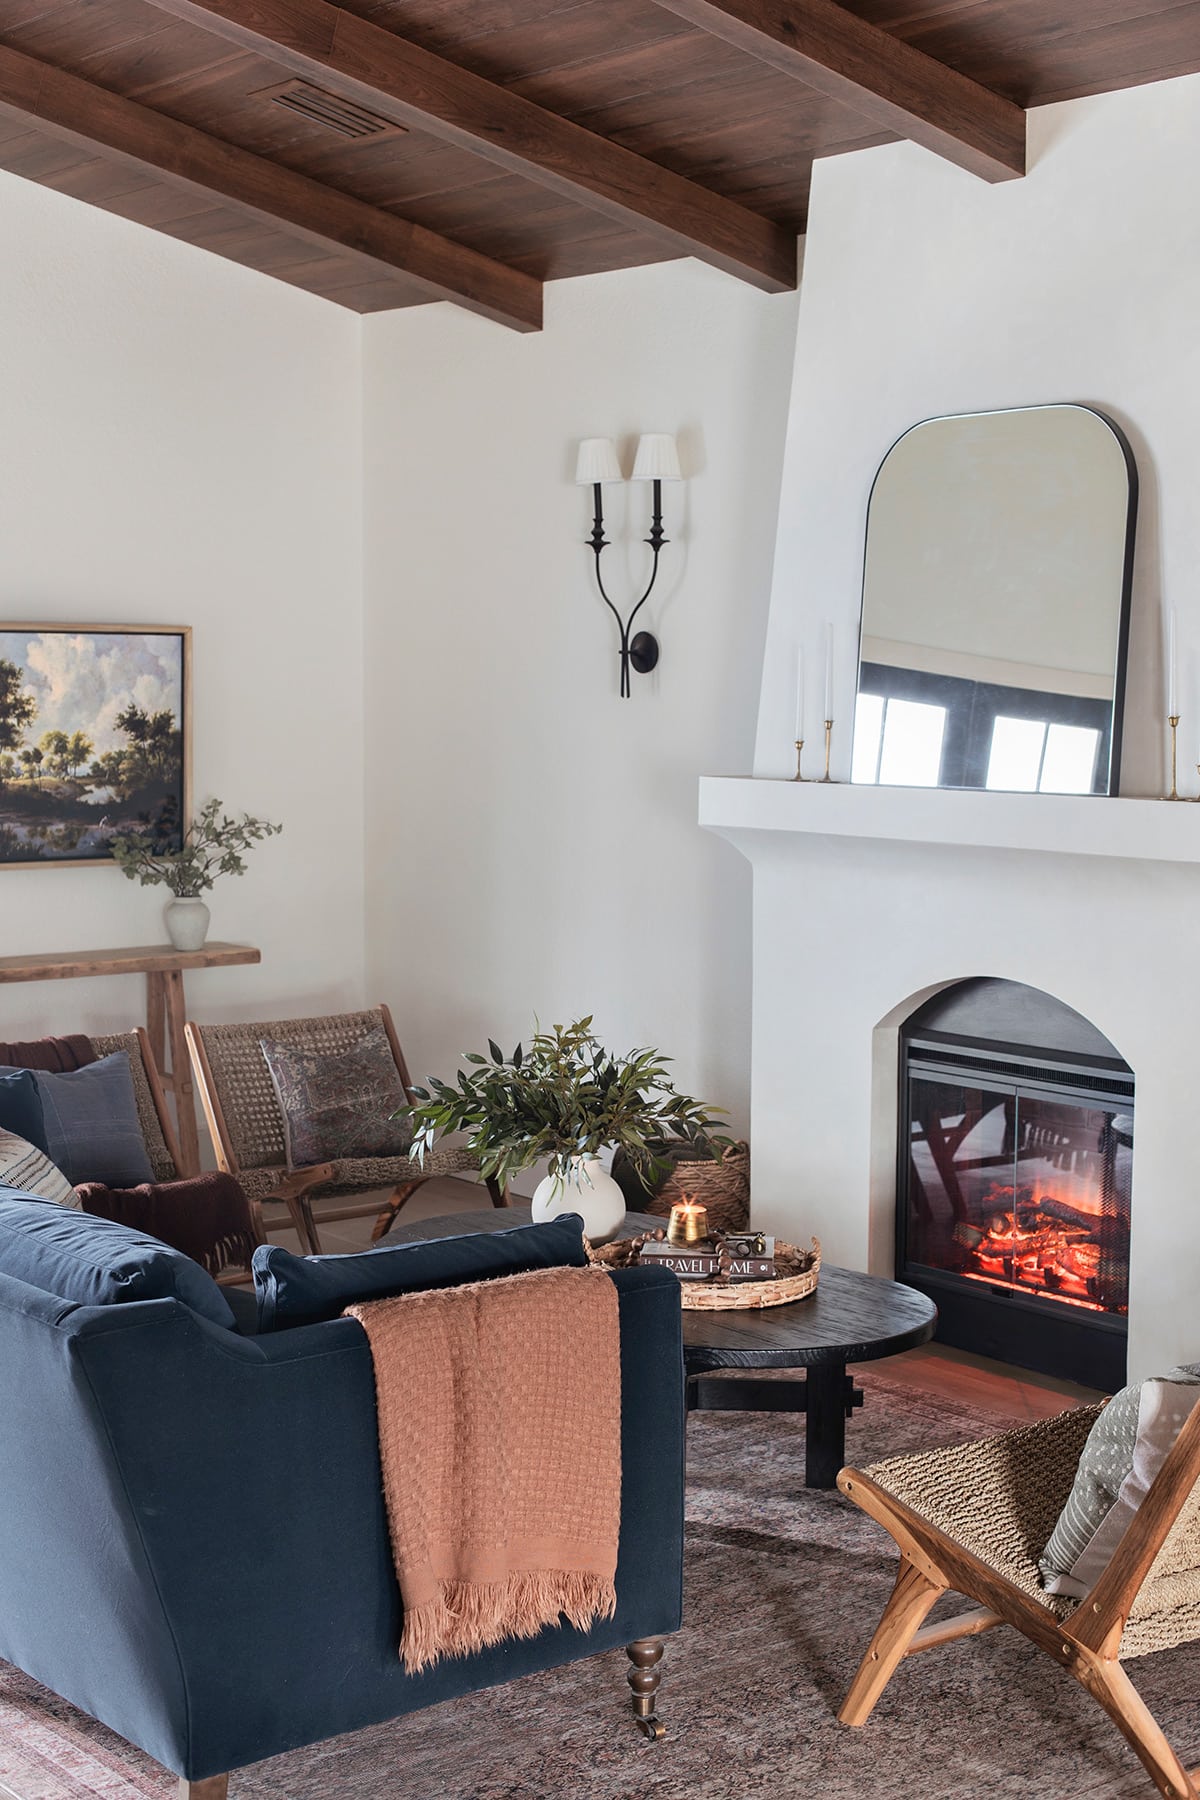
[{"xmin": 404, "ymin": 1016, "xmax": 730, "ymax": 1194}]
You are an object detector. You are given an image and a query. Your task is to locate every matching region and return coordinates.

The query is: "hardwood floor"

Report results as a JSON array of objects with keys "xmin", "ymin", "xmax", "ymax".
[
  {"xmin": 886, "ymin": 1340, "xmax": 1104, "ymax": 1417},
  {"xmin": 263, "ymin": 1177, "xmax": 1104, "ymax": 1416}
]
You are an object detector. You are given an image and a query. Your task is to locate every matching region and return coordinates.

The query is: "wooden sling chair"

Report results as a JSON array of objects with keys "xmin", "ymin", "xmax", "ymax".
[
  {"xmin": 185, "ymin": 1004, "xmax": 506, "ymax": 1255},
  {"xmin": 839, "ymin": 1399, "xmax": 1200, "ymax": 1799}
]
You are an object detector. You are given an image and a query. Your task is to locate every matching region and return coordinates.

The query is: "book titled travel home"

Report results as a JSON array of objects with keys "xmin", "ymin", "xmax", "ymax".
[{"xmin": 639, "ymin": 1243, "xmax": 776, "ymax": 1282}]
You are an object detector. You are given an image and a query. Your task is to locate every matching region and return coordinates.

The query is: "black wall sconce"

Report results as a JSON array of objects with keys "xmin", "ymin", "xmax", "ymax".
[{"xmin": 575, "ymin": 434, "xmax": 682, "ymax": 697}]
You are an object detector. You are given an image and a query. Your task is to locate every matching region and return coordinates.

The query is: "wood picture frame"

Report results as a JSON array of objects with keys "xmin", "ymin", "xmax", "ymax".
[{"xmin": 0, "ymin": 624, "xmax": 192, "ymax": 870}]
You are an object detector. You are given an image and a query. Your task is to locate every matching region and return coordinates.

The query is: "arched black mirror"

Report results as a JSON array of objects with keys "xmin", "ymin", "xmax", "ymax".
[{"xmin": 851, "ymin": 404, "xmax": 1137, "ymax": 795}]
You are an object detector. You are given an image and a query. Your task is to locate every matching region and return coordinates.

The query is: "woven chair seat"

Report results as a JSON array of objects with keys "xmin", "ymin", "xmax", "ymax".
[
  {"xmin": 1124, "ymin": 1473, "xmax": 1200, "ymax": 1656},
  {"xmin": 239, "ymin": 1142, "xmax": 479, "ymax": 1205},
  {"xmin": 865, "ymin": 1403, "xmax": 1200, "ymax": 1659},
  {"xmin": 865, "ymin": 1405, "xmax": 1104, "ymax": 1620}
]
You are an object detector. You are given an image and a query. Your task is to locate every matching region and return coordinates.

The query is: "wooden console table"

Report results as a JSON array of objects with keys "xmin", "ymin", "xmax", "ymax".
[{"xmin": 0, "ymin": 943, "xmax": 261, "ymax": 1176}]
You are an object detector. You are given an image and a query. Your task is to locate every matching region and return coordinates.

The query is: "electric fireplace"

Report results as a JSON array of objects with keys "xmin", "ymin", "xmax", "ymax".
[{"xmin": 898, "ymin": 979, "xmax": 1131, "ymax": 1391}]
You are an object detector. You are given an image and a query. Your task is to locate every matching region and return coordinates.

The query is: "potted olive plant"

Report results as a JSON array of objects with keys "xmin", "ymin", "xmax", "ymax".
[
  {"xmin": 405, "ymin": 1016, "xmax": 729, "ymax": 1241},
  {"xmin": 110, "ymin": 798, "xmax": 282, "ymax": 949}
]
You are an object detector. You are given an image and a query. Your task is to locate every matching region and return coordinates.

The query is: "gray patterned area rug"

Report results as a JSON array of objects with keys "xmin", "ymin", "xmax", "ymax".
[{"xmin": 2, "ymin": 1371, "xmax": 1196, "ymax": 1800}]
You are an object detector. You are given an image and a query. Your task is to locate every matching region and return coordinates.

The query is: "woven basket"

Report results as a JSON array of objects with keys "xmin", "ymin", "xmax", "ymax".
[
  {"xmin": 614, "ymin": 1140, "xmax": 750, "ymax": 1234},
  {"xmin": 678, "ymin": 1239, "xmax": 820, "ymax": 1311},
  {"xmin": 590, "ymin": 1237, "xmax": 820, "ymax": 1311}
]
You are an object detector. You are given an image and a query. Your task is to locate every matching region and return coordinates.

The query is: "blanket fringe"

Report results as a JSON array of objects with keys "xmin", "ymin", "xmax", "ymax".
[
  {"xmin": 200, "ymin": 1230, "xmax": 257, "ymax": 1276},
  {"xmin": 400, "ymin": 1570, "xmax": 617, "ymax": 1675}
]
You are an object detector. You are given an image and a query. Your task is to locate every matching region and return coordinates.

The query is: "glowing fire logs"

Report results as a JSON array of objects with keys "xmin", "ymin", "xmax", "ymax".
[{"xmin": 952, "ymin": 1188, "xmax": 1121, "ymax": 1312}]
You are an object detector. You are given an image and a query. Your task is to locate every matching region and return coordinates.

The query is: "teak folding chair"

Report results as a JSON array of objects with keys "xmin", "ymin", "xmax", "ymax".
[
  {"xmin": 185, "ymin": 1004, "xmax": 506, "ymax": 1254},
  {"xmin": 838, "ymin": 1400, "xmax": 1200, "ymax": 1798}
]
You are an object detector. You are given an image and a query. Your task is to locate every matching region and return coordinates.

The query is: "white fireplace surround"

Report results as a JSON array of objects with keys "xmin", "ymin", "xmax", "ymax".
[{"xmin": 700, "ymin": 778, "xmax": 1200, "ymax": 1382}]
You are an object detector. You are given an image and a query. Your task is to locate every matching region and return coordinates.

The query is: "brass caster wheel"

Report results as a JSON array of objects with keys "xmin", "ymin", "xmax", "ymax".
[{"xmin": 635, "ymin": 1716, "xmax": 666, "ymax": 1741}]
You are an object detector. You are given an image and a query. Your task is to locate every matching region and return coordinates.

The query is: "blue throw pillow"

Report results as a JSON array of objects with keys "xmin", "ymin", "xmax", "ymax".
[
  {"xmin": 0, "ymin": 1191, "xmax": 235, "ymax": 1329},
  {"xmin": 0, "ymin": 1068, "xmax": 49, "ymax": 1153},
  {"xmin": 253, "ymin": 1213, "xmax": 589, "ymax": 1332},
  {"xmin": 33, "ymin": 1053, "xmax": 157, "ymax": 1188}
]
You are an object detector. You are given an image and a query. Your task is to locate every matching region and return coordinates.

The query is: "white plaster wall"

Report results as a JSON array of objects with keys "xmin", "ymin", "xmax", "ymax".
[
  {"xmin": 0, "ymin": 171, "xmax": 365, "ymax": 1037},
  {"xmin": 362, "ymin": 262, "xmax": 799, "ymax": 1142},
  {"xmin": 735, "ymin": 73, "xmax": 1200, "ymax": 1380},
  {"xmin": 756, "ymin": 74, "xmax": 1200, "ymax": 798}
]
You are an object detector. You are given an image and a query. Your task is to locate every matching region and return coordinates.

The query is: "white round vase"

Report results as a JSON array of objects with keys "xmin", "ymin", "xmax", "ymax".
[
  {"xmin": 531, "ymin": 1156, "xmax": 626, "ymax": 1244},
  {"xmin": 164, "ymin": 896, "xmax": 211, "ymax": 951}
]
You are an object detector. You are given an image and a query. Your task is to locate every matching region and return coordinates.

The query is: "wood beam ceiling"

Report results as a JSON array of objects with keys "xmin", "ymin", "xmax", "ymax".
[
  {"xmin": 143, "ymin": 0, "xmax": 799, "ymax": 293},
  {"xmin": 650, "ymin": 0, "xmax": 1027, "ymax": 183},
  {"xmin": 0, "ymin": 43, "xmax": 542, "ymax": 330}
]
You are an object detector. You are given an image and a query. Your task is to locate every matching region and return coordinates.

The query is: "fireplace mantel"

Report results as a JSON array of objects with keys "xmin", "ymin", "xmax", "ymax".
[{"xmin": 699, "ymin": 777, "xmax": 1200, "ymax": 866}]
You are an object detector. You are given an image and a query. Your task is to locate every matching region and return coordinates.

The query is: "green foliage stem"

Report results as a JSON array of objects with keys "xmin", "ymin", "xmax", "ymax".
[{"xmin": 109, "ymin": 797, "xmax": 282, "ymax": 897}]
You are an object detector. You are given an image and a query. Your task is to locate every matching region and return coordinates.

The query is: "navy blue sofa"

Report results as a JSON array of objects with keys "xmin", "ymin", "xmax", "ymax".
[{"xmin": 0, "ymin": 1200, "xmax": 685, "ymax": 1798}]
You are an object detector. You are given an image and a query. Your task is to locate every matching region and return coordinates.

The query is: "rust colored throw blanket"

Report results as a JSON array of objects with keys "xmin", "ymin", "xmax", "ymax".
[
  {"xmin": 76, "ymin": 1173, "xmax": 258, "ymax": 1277},
  {"xmin": 0, "ymin": 1035, "xmax": 95, "ymax": 1073},
  {"xmin": 347, "ymin": 1264, "xmax": 621, "ymax": 1674}
]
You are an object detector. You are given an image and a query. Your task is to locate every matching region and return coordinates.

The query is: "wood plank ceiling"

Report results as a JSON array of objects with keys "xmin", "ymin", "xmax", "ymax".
[{"xmin": 0, "ymin": 1, "xmax": 1198, "ymax": 328}]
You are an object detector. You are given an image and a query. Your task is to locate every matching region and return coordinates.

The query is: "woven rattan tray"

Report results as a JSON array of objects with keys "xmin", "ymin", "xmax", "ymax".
[{"xmin": 590, "ymin": 1236, "xmax": 820, "ymax": 1310}]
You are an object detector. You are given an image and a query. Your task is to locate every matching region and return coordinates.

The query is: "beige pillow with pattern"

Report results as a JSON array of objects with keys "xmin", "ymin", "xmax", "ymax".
[{"xmin": 0, "ymin": 1129, "xmax": 80, "ymax": 1208}]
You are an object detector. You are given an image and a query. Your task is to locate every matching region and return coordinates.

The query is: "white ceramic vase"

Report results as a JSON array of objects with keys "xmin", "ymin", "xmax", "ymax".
[
  {"xmin": 164, "ymin": 895, "xmax": 211, "ymax": 951},
  {"xmin": 531, "ymin": 1156, "xmax": 626, "ymax": 1244}
]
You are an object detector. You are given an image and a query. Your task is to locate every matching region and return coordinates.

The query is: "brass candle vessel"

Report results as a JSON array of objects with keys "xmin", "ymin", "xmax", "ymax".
[{"xmin": 667, "ymin": 1200, "xmax": 709, "ymax": 1247}]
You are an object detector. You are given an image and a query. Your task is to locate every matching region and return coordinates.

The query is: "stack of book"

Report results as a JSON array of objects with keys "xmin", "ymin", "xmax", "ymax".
[{"xmin": 639, "ymin": 1235, "xmax": 776, "ymax": 1282}]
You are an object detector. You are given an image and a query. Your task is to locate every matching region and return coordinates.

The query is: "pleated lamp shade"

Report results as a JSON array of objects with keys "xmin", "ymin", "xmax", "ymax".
[
  {"xmin": 631, "ymin": 433, "xmax": 682, "ymax": 482},
  {"xmin": 574, "ymin": 437, "xmax": 623, "ymax": 485}
]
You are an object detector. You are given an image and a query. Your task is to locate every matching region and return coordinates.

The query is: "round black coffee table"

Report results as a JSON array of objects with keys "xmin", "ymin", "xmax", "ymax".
[
  {"xmin": 679, "ymin": 1260, "xmax": 937, "ymax": 1487},
  {"xmin": 383, "ymin": 1207, "xmax": 938, "ymax": 1489}
]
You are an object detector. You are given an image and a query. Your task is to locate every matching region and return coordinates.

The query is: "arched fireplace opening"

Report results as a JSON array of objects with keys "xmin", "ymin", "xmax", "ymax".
[{"xmin": 898, "ymin": 978, "xmax": 1131, "ymax": 1392}]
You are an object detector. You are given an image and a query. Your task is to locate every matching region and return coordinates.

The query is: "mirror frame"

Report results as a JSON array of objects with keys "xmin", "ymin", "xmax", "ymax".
[{"xmin": 856, "ymin": 403, "xmax": 1139, "ymax": 796}]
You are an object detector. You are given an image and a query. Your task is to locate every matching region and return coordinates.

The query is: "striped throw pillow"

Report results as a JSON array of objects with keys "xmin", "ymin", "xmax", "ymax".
[
  {"xmin": 0, "ymin": 1129, "xmax": 79, "ymax": 1209},
  {"xmin": 1040, "ymin": 1370, "xmax": 1200, "ymax": 1597}
]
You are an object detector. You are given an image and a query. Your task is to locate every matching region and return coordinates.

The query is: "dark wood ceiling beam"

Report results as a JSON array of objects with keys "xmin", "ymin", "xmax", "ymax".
[
  {"xmin": 143, "ymin": 0, "xmax": 798, "ymax": 292},
  {"xmin": 650, "ymin": 0, "xmax": 1026, "ymax": 183},
  {"xmin": 0, "ymin": 44, "xmax": 542, "ymax": 330}
]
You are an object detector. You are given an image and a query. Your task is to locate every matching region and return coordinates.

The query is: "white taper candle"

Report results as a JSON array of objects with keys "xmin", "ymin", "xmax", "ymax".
[
  {"xmin": 1168, "ymin": 608, "xmax": 1178, "ymax": 717},
  {"xmin": 795, "ymin": 649, "xmax": 805, "ymax": 740},
  {"xmin": 823, "ymin": 622, "xmax": 834, "ymax": 720}
]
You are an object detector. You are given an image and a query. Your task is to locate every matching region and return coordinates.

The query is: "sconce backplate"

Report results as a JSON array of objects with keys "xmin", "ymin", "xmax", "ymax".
[{"xmin": 629, "ymin": 632, "xmax": 660, "ymax": 675}]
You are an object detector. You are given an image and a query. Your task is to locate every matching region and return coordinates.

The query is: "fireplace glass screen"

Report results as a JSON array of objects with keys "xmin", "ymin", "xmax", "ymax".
[{"xmin": 906, "ymin": 1076, "xmax": 1131, "ymax": 1317}]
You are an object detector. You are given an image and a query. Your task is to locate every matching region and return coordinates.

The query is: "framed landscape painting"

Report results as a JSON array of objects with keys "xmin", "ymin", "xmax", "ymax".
[{"xmin": 0, "ymin": 625, "xmax": 190, "ymax": 867}]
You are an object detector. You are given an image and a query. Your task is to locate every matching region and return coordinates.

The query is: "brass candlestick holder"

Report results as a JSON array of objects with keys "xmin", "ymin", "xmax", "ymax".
[
  {"xmin": 792, "ymin": 738, "xmax": 807, "ymax": 781},
  {"xmin": 819, "ymin": 718, "xmax": 834, "ymax": 783},
  {"xmin": 1167, "ymin": 714, "xmax": 1182, "ymax": 800}
]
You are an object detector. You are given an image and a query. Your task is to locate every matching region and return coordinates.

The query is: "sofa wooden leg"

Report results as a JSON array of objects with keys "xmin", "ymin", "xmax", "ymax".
[
  {"xmin": 178, "ymin": 1778, "xmax": 228, "ymax": 1799},
  {"xmin": 627, "ymin": 1637, "xmax": 666, "ymax": 1740}
]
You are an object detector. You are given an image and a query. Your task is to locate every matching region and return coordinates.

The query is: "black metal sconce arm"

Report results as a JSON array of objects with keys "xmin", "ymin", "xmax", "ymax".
[{"xmin": 587, "ymin": 479, "xmax": 665, "ymax": 698}]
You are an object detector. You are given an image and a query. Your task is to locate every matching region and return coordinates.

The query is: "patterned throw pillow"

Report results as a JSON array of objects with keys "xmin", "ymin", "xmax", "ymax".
[
  {"xmin": 1040, "ymin": 1368, "xmax": 1200, "ymax": 1597},
  {"xmin": 260, "ymin": 1025, "xmax": 413, "ymax": 1170},
  {"xmin": 0, "ymin": 1129, "xmax": 79, "ymax": 1208}
]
